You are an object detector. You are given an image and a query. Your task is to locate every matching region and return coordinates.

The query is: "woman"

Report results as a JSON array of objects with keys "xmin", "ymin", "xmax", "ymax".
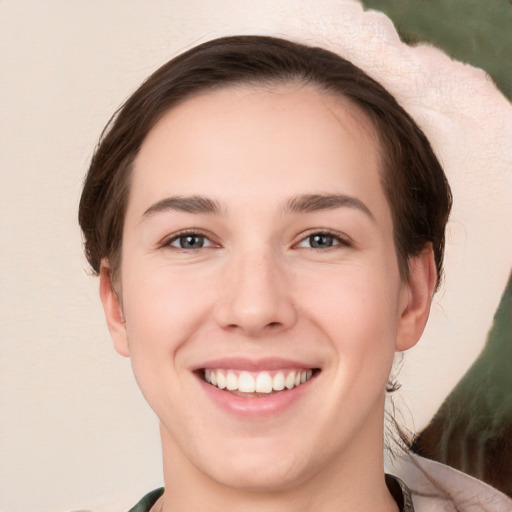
[{"xmin": 79, "ymin": 35, "xmax": 452, "ymax": 511}]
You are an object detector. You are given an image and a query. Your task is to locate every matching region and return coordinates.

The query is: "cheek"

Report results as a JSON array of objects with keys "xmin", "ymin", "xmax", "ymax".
[
  {"xmin": 303, "ymin": 261, "xmax": 401, "ymax": 329},
  {"xmin": 118, "ymin": 264, "xmax": 219, "ymax": 415},
  {"xmin": 300, "ymin": 264, "xmax": 401, "ymax": 375},
  {"xmin": 120, "ymin": 263, "xmax": 216, "ymax": 356}
]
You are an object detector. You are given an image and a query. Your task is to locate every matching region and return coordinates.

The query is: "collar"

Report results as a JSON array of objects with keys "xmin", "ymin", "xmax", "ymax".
[{"xmin": 386, "ymin": 474, "xmax": 415, "ymax": 512}]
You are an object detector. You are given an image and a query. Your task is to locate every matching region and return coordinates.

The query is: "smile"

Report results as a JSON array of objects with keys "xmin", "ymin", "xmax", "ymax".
[{"xmin": 203, "ymin": 368, "xmax": 315, "ymax": 394}]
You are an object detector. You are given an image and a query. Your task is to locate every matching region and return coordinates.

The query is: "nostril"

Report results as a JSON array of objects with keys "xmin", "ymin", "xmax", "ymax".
[{"xmin": 226, "ymin": 321, "xmax": 281, "ymax": 330}]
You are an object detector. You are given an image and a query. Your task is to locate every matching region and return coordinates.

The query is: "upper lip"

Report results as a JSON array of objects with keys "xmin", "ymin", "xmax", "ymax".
[{"xmin": 191, "ymin": 357, "xmax": 318, "ymax": 372}]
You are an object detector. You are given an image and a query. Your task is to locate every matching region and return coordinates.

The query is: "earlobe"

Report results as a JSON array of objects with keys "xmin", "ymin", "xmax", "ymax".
[
  {"xmin": 395, "ymin": 245, "xmax": 437, "ymax": 352},
  {"xmin": 99, "ymin": 260, "xmax": 130, "ymax": 357}
]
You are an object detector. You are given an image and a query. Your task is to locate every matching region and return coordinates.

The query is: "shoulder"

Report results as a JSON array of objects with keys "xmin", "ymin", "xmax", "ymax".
[{"xmin": 387, "ymin": 454, "xmax": 512, "ymax": 512}]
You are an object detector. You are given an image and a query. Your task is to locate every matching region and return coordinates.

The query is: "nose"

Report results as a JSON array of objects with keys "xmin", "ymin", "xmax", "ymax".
[{"xmin": 214, "ymin": 249, "xmax": 297, "ymax": 337}]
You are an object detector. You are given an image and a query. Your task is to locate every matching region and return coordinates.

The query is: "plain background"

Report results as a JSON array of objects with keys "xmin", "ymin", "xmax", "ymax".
[{"xmin": 1, "ymin": 1, "xmax": 511, "ymax": 511}]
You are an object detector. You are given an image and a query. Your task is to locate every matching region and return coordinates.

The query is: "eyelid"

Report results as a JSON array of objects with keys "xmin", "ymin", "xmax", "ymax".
[
  {"xmin": 160, "ymin": 228, "xmax": 220, "ymax": 249},
  {"xmin": 293, "ymin": 229, "xmax": 353, "ymax": 249},
  {"xmin": 158, "ymin": 228, "xmax": 351, "ymax": 250}
]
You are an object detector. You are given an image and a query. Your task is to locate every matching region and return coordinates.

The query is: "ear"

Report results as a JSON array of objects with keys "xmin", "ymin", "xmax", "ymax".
[
  {"xmin": 99, "ymin": 260, "xmax": 130, "ymax": 357},
  {"xmin": 395, "ymin": 244, "xmax": 437, "ymax": 352}
]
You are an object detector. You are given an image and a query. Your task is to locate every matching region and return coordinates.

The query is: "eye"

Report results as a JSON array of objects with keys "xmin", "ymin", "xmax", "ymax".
[
  {"xmin": 295, "ymin": 231, "xmax": 350, "ymax": 250},
  {"xmin": 166, "ymin": 232, "xmax": 215, "ymax": 250}
]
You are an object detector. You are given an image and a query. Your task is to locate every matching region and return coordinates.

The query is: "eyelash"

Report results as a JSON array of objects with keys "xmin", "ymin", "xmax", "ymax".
[
  {"xmin": 161, "ymin": 229, "xmax": 351, "ymax": 251},
  {"xmin": 163, "ymin": 229, "xmax": 218, "ymax": 250},
  {"xmin": 294, "ymin": 229, "xmax": 352, "ymax": 250}
]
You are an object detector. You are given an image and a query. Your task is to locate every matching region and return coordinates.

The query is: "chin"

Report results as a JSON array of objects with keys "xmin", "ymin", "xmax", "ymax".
[
  {"xmin": 210, "ymin": 458, "xmax": 310, "ymax": 493},
  {"xmin": 196, "ymin": 438, "xmax": 319, "ymax": 493}
]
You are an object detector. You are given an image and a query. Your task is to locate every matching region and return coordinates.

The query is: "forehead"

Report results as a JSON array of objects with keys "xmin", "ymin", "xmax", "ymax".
[{"xmin": 129, "ymin": 84, "xmax": 385, "ymax": 215}]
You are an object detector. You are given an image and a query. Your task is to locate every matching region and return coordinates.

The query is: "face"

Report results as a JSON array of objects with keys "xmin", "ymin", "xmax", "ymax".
[{"xmin": 101, "ymin": 84, "xmax": 434, "ymax": 493}]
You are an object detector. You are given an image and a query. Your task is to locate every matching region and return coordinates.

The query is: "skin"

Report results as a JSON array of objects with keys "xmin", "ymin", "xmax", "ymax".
[{"xmin": 100, "ymin": 84, "xmax": 436, "ymax": 512}]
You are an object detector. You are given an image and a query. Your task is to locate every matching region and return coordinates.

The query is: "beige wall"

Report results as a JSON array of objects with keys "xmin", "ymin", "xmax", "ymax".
[{"xmin": 1, "ymin": 1, "xmax": 511, "ymax": 511}]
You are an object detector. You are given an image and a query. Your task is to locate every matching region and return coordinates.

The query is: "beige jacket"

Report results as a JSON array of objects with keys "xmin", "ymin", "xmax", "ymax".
[{"xmin": 388, "ymin": 454, "xmax": 512, "ymax": 512}]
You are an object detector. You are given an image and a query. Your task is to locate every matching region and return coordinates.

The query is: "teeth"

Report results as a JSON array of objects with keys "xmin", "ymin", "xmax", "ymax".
[
  {"xmin": 238, "ymin": 371, "xmax": 255, "ymax": 392},
  {"xmin": 226, "ymin": 371, "xmax": 237, "ymax": 391},
  {"xmin": 204, "ymin": 368, "xmax": 314, "ymax": 393},
  {"xmin": 255, "ymin": 372, "xmax": 273, "ymax": 393},
  {"xmin": 272, "ymin": 372, "xmax": 285, "ymax": 391},
  {"xmin": 216, "ymin": 371, "xmax": 226, "ymax": 390}
]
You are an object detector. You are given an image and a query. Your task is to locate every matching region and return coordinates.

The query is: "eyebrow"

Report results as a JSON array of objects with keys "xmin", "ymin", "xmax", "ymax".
[
  {"xmin": 142, "ymin": 193, "xmax": 374, "ymax": 220},
  {"xmin": 143, "ymin": 195, "xmax": 222, "ymax": 217},
  {"xmin": 284, "ymin": 194, "xmax": 374, "ymax": 220}
]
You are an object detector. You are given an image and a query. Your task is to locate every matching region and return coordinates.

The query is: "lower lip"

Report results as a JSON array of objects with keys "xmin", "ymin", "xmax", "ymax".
[{"xmin": 197, "ymin": 374, "xmax": 317, "ymax": 418}]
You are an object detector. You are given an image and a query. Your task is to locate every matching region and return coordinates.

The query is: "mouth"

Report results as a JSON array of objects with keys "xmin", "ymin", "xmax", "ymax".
[
  {"xmin": 200, "ymin": 368, "xmax": 319, "ymax": 397},
  {"xmin": 194, "ymin": 359, "xmax": 321, "ymax": 416}
]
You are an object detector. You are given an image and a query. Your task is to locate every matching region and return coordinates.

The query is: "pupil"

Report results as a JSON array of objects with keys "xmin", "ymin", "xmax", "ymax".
[
  {"xmin": 181, "ymin": 235, "xmax": 203, "ymax": 248},
  {"xmin": 311, "ymin": 234, "xmax": 333, "ymax": 248}
]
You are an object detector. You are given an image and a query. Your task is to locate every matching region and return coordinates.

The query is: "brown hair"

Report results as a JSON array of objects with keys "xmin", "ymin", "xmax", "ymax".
[{"xmin": 79, "ymin": 35, "xmax": 452, "ymax": 287}]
